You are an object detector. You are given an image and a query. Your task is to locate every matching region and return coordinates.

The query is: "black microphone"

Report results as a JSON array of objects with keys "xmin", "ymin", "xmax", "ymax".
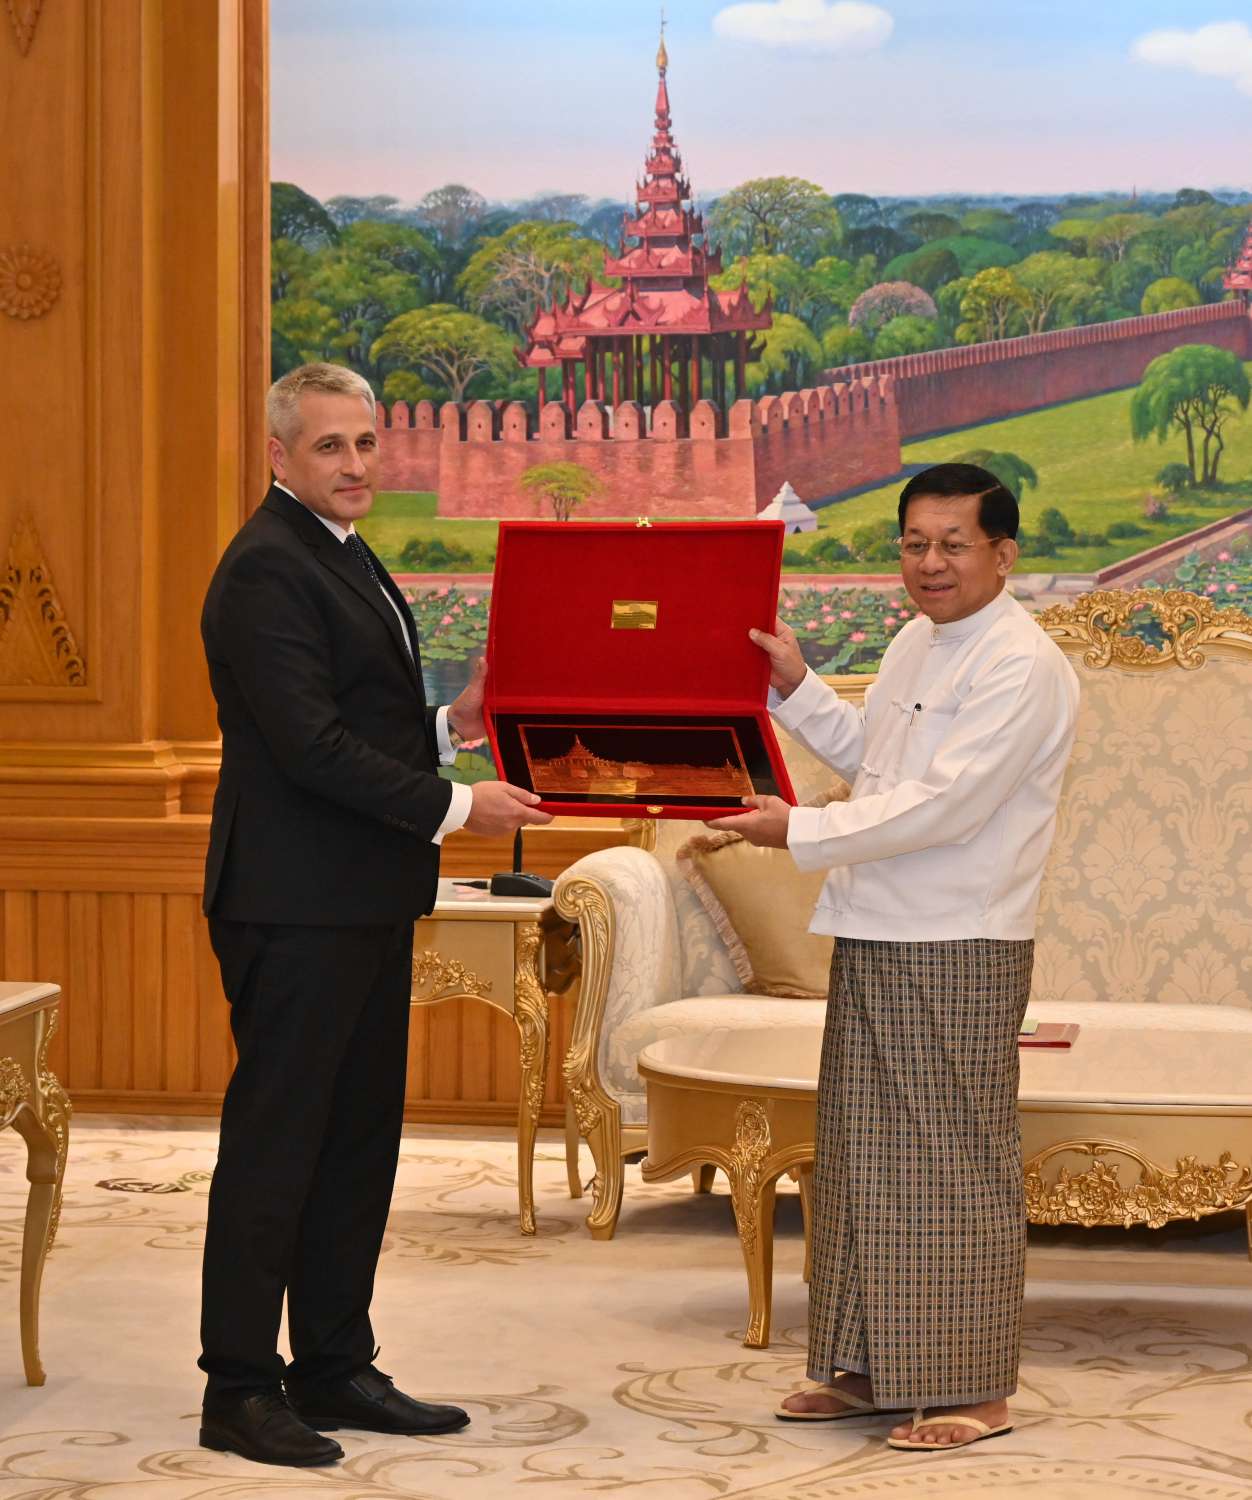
[{"xmin": 489, "ymin": 828, "xmax": 554, "ymax": 898}]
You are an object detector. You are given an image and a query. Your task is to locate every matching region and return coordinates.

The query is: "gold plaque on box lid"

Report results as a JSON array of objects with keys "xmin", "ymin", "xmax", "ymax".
[{"xmin": 611, "ymin": 599, "xmax": 659, "ymax": 630}]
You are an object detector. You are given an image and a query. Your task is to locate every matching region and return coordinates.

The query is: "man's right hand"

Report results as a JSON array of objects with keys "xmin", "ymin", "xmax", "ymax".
[
  {"xmin": 749, "ymin": 616, "xmax": 807, "ymax": 698},
  {"xmin": 464, "ymin": 780, "xmax": 554, "ymax": 836}
]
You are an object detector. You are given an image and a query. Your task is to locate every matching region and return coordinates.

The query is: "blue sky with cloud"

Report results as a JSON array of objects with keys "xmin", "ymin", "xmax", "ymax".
[{"xmin": 270, "ymin": 2, "xmax": 1249, "ymax": 202}]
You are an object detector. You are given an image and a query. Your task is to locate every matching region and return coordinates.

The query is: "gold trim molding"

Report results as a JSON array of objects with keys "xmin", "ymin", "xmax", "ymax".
[
  {"xmin": 0, "ymin": 244, "xmax": 60, "ymax": 318},
  {"xmin": 0, "ymin": 1056, "xmax": 28, "ymax": 1123},
  {"xmin": 0, "ymin": 515, "xmax": 86, "ymax": 689},
  {"xmin": 3, "ymin": 0, "xmax": 43, "ymax": 57},
  {"xmin": 411, "ymin": 948, "xmax": 492, "ymax": 1003},
  {"xmin": 1038, "ymin": 588, "xmax": 1252, "ymax": 672},
  {"xmin": 1024, "ymin": 1138, "xmax": 1252, "ymax": 1230}
]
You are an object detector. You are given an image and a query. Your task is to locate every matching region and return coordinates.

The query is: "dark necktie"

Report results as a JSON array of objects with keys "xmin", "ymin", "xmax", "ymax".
[
  {"xmin": 344, "ymin": 532, "xmax": 386, "ymax": 596},
  {"xmin": 344, "ymin": 531, "xmax": 416, "ymax": 662}
]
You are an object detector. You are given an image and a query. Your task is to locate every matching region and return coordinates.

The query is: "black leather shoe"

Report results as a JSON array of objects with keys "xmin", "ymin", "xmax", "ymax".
[
  {"xmin": 288, "ymin": 1366, "xmax": 470, "ymax": 1435},
  {"xmin": 200, "ymin": 1390, "xmax": 344, "ymax": 1467}
]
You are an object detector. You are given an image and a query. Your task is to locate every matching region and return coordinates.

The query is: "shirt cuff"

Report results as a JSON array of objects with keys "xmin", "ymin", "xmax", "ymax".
[
  {"xmin": 786, "ymin": 803, "xmax": 837, "ymax": 872},
  {"xmin": 769, "ymin": 667, "xmax": 828, "ymax": 729},
  {"xmin": 435, "ymin": 705, "xmax": 459, "ymax": 766},
  {"xmin": 432, "ymin": 779, "xmax": 472, "ymax": 845}
]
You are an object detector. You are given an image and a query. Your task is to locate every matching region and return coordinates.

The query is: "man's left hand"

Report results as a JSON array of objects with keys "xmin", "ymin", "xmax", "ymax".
[
  {"xmin": 705, "ymin": 794, "xmax": 792, "ymax": 848},
  {"xmin": 447, "ymin": 656, "xmax": 487, "ymax": 744}
]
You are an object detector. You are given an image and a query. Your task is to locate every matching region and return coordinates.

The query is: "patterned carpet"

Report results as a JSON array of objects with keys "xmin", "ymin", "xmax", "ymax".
[{"xmin": 1, "ymin": 1118, "xmax": 1251, "ymax": 1500}]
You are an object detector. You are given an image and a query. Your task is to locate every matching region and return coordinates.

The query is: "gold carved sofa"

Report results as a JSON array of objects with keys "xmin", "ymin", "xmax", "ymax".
[{"xmin": 555, "ymin": 589, "xmax": 1252, "ymax": 1250}]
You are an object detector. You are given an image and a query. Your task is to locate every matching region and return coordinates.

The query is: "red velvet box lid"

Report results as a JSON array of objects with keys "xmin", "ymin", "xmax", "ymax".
[
  {"xmin": 483, "ymin": 521, "xmax": 795, "ymax": 820},
  {"xmin": 487, "ymin": 521, "xmax": 784, "ymax": 714}
]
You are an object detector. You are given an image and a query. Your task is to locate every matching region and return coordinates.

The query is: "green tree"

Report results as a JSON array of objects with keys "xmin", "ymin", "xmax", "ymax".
[
  {"xmin": 323, "ymin": 194, "xmax": 400, "ymax": 228},
  {"xmin": 903, "ymin": 211, "xmax": 961, "ymax": 243},
  {"xmin": 415, "ymin": 183, "xmax": 488, "ymax": 248},
  {"xmin": 271, "ymin": 237, "xmax": 314, "ymax": 302},
  {"xmin": 1130, "ymin": 343, "xmax": 1251, "ymax": 484},
  {"xmin": 1140, "ymin": 276, "xmax": 1201, "ymax": 315},
  {"xmin": 746, "ymin": 313, "xmax": 823, "ymax": 391},
  {"xmin": 458, "ymin": 221, "xmax": 607, "ymax": 333},
  {"xmin": 874, "ymin": 314, "xmax": 941, "ymax": 357},
  {"xmin": 371, "ymin": 304, "xmax": 515, "ymax": 402},
  {"xmin": 708, "ymin": 177, "xmax": 840, "ymax": 257},
  {"xmin": 956, "ymin": 267, "xmax": 1030, "ymax": 343},
  {"xmin": 305, "ymin": 250, "xmax": 426, "ymax": 379},
  {"xmin": 1014, "ymin": 251, "xmax": 1102, "ymax": 333},
  {"xmin": 519, "ymin": 462, "xmax": 602, "ymax": 521},
  {"xmin": 952, "ymin": 448, "xmax": 1038, "ymax": 502},
  {"xmin": 271, "ymin": 296, "xmax": 339, "ymax": 367},
  {"xmin": 1051, "ymin": 212, "xmax": 1151, "ymax": 261},
  {"xmin": 959, "ymin": 208, "xmax": 1018, "ymax": 242},
  {"xmin": 271, "ymin": 182, "xmax": 339, "ymax": 247},
  {"xmin": 340, "ymin": 220, "xmax": 442, "ymax": 286},
  {"xmin": 832, "ymin": 193, "xmax": 882, "ymax": 229},
  {"xmin": 882, "ymin": 244, "xmax": 962, "ymax": 292},
  {"xmin": 924, "ymin": 234, "xmax": 1019, "ymax": 277},
  {"xmin": 820, "ymin": 322, "xmax": 872, "ymax": 366}
]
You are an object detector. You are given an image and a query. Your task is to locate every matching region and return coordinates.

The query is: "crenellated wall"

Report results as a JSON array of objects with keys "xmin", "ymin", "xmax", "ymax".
[
  {"xmin": 377, "ymin": 377, "xmax": 901, "ymax": 517},
  {"xmin": 822, "ymin": 301, "xmax": 1252, "ymax": 440}
]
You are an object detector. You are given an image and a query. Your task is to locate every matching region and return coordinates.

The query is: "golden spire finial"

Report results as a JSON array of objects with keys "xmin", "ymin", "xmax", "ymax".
[{"xmin": 657, "ymin": 5, "xmax": 668, "ymax": 70}]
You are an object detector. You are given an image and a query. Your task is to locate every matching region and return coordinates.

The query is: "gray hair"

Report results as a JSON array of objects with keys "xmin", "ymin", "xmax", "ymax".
[{"xmin": 267, "ymin": 363, "xmax": 375, "ymax": 445}]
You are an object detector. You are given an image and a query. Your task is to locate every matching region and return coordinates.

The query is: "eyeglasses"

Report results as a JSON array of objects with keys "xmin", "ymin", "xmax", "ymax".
[{"xmin": 895, "ymin": 537, "xmax": 1004, "ymax": 560}]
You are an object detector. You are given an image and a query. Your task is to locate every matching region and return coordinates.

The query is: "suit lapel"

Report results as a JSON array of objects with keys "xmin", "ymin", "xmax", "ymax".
[{"xmin": 261, "ymin": 486, "xmax": 424, "ymax": 698}]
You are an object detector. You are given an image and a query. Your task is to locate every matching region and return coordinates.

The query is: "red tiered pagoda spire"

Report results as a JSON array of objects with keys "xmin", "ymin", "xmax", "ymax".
[
  {"xmin": 1224, "ymin": 222, "xmax": 1252, "ymax": 298},
  {"xmin": 518, "ymin": 29, "xmax": 772, "ymax": 419}
]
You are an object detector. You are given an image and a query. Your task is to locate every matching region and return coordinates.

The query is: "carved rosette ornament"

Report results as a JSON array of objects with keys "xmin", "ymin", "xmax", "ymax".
[
  {"xmin": 410, "ymin": 948, "xmax": 492, "ymax": 1003},
  {"xmin": 1024, "ymin": 1140, "xmax": 1252, "ymax": 1230},
  {"xmin": 1038, "ymin": 588, "xmax": 1252, "ymax": 673},
  {"xmin": 0, "ymin": 244, "xmax": 60, "ymax": 319},
  {"xmin": 0, "ymin": 1056, "xmax": 28, "ymax": 1124}
]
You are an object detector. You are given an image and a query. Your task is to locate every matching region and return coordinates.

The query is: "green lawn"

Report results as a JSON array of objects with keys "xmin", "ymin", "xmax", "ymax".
[
  {"xmin": 358, "ymin": 492, "xmax": 500, "ymax": 570},
  {"xmin": 787, "ymin": 372, "xmax": 1252, "ymax": 573}
]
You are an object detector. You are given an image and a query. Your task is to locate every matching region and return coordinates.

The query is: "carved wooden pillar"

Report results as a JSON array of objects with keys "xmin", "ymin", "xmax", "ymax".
[{"xmin": 0, "ymin": 0, "xmax": 269, "ymax": 1102}]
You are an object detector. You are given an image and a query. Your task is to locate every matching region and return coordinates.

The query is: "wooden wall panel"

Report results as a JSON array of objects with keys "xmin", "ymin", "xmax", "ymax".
[{"xmin": 0, "ymin": 864, "xmax": 585, "ymax": 1128}]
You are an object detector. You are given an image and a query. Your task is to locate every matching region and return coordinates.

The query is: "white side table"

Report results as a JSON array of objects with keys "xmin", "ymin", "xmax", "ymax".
[{"xmin": 413, "ymin": 880, "xmax": 579, "ymax": 1234}]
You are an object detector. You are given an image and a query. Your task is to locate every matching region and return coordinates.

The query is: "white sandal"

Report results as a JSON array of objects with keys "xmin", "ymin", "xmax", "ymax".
[
  {"xmin": 886, "ymin": 1408, "xmax": 1014, "ymax": 1451},
  {"xmin": 775, "ymin": 1381, "xmax": 886, "ymax": 1422}
]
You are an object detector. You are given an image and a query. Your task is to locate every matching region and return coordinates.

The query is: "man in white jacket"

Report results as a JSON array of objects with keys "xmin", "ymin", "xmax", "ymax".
[{"xmin": 709, "ymin": 463, "xmax": 1078, "ymax": 1453}]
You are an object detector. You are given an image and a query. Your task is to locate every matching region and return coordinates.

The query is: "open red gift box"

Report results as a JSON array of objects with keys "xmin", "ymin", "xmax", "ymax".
[{"xmin": 484, "ymin": 521, "xmax": 796, "ymax": 820}]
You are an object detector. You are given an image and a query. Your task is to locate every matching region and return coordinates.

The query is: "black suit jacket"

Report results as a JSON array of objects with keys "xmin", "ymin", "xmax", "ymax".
[{"xmin": 201, "ymin": 485, "xmax": 454, "ymax": 925}]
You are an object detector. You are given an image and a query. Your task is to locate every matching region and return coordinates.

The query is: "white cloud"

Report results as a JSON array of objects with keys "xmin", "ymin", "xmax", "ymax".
[
  {"xmin": 1132, "ymin": 20, "xmax": 1252, "ymax": 97},
  {"xmin": 712, "ymin": 0, "xmax": 893, "ymax": 54}
]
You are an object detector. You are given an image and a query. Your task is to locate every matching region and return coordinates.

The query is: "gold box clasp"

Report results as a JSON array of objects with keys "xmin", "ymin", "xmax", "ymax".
[{"xmin": 611, "ymin": 599, "xmax": 659, "ymax": 631}]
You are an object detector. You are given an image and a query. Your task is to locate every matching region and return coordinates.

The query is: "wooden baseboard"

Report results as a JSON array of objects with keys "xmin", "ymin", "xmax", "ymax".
[{"xmin": 69, "ymin": 1090, "xmax": 569, "ymax": 1130}]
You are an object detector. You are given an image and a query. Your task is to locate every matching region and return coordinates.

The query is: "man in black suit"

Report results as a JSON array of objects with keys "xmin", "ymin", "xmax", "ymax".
[{"xmin": 198, "ymin": 362, "xmax": 551, "ymax": 1468}]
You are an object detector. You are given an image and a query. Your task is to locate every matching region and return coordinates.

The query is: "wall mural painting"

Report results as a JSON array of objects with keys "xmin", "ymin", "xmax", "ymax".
[{"xmin": 271, "ymin": 2, "xmax": 1252, "ymax": 784}]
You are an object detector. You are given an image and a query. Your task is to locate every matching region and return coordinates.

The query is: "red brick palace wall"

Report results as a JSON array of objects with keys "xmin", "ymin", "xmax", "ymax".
[
  {"xmin": 822, "ymin": 302, "xmax": 1252, "ymax": 440},
  {"xmin": 376, "ymin": 377, "xmax": 901, "ymax": 517}
]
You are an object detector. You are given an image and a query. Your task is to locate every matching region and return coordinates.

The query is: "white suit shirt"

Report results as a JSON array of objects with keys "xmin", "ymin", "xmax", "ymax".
[{"xmin": 771, "ymin": 588, "xmax": 1079, "ymax": 941}]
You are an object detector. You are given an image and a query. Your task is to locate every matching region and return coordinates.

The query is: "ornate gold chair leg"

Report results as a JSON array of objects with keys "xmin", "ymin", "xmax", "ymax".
[
  {"xmin": 692, "ymin": 1163, "xmax": 717, "ymax": 1194},
  {"xmin": 12, "ymin": 1107, "xmax": 62, "ymax": 1387},
  {"xmin": 513, "ymin": 922, "xmax": 549, "ymax": 1237},
  {"xmin": 570, "ymin": 1087, "xmax": 624, "ymax": 1241},
  {"xmin": 564, "ymin": 1097, "xmax": 583, "ymax": 1199},
  {"xmin": 797, "ymin": 1164, "xmax": 813, "ymax": 1283}
]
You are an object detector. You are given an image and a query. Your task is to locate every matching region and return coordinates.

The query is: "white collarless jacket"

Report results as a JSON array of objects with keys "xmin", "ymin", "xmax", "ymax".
[{"xmin": 772, "ymin": 589, "xmax": 1080, "ymax": 942}]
